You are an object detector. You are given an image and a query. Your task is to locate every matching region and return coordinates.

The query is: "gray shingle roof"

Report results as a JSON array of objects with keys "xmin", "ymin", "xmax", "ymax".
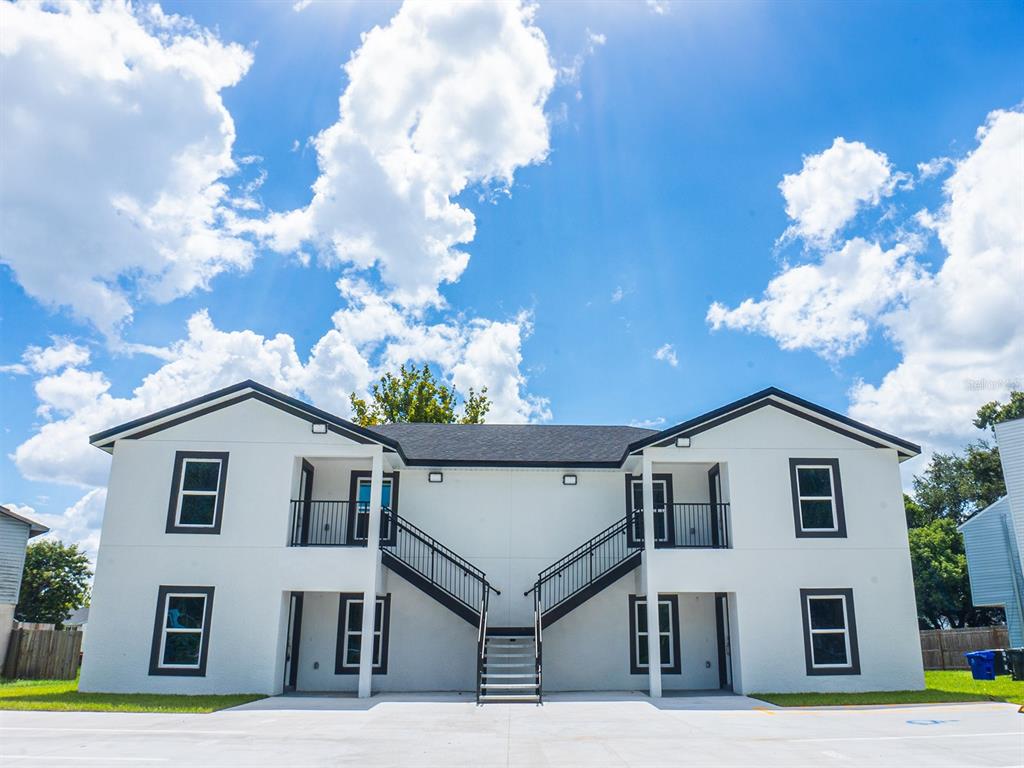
[{"xmin": 371, "ymin": 423, "xmax": 658, "ymax": 466}]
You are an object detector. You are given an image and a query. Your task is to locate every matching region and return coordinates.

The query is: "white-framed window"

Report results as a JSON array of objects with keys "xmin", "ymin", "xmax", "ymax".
[
  {"xmin": 149, "ymin": 586, "xmax": 214, "ymax": 676},
  {"xmin": 166, "ymin": 451, "xmax": 229, "ymax": 534},
  {"xmin": 789, "ymin": 458, "xmax": 846, "ymax": 537},
  {"xmin": 335, "ymin": 593, "xmax": 391, "ymax": 674},
  {"xmin": 628, "ymin": 594, "xmax": 680, "ymax": 674},
  {"xmin": 800, "ymin": 588, "xmax": 860, "ymax": 675}
]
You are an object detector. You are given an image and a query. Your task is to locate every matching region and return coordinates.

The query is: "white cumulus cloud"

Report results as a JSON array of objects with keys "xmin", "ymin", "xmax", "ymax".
[
  {"xmin": 849, "ymin": 108, "xmax": 1024, "ymax": 448},
  {"xmin": 5, "ymin": 491, "xmax": 107, "ymax": 564},
  {"xmin": 1, "ymin": 338, "xmax": 92, "ymax": 375},
  {"xmin": 0, "ymin": 1, "xmax": 255, "ymax": 335},
  {"xmin": 248, "ymin": 0, "xmax": 556, "ymax": 308},
  {"xmin": 707, "ymin": 239, "xmax": 921, "ymax": 360},
  {"xmin": 779, "ymin": 137, "xmax": 900, "ymax": 245},
  {"xmin": 13, "ymin": 295, "xmax": 550, "ymax": 490},
  {"xmin": 708, "ymin": 107, "xmax": 1023, "ymax": 453}
]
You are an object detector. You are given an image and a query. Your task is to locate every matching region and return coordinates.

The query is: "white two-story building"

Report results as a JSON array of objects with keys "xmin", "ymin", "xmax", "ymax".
[{"xmin": 79, "ymin": 381, "xmax": 925, "ymax": 701}]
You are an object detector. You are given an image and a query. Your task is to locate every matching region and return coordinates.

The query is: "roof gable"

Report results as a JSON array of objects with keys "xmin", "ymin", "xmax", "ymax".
[
  {"xmin": 0, "ymin": 505, "xmax": 49, "ymax": 537},
  {"xmin": 626, "ymin": 387, "xmax": 920, "ymax": 460},
  {"xmin": 89, "ymin": 381, "xmax": 401, "ymax": 455}
]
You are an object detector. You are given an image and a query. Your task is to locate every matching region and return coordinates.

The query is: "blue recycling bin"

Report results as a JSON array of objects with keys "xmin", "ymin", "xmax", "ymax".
[{"xmin": 964, "ymin": 650, "xmax": 996, "ymax": 681}]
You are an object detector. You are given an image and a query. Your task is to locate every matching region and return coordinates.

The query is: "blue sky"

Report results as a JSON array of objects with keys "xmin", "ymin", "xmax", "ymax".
[{"xmin": 1, "ymin": 0, "xmax": 1021, "ymax": 556}]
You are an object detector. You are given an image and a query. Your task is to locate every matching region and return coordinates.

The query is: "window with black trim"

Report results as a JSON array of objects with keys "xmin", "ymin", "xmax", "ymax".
[
  {"xmin": 800, "ymin": 588, "xmax": 860, "ymax": 675},
  {"xmin": 335, "ymin": 593, "xmax": 391, "ymax": 674},
  {"xmin": 628, "ymin": 594, "xmax": 681, "ymax": 674},
  {"xmin": 166, "ymin": 451, "xmax": 229, "ymax": 534},
  {"xmin": 789, "ymin": 458, "xmax": 846, "ymax": 537},
  {"xmin": 149, "ymin": 586, "xmax": 214, "ymax": 676}
]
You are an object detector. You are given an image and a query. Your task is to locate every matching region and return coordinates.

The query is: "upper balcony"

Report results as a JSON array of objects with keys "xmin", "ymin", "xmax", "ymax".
[
  {"xmin": 627, "ymin": 460, "xmax": 732, "ymax": 549},
  {"xmin": 645, "ymin": 502, "xmax": 731, "ymax": 548}
]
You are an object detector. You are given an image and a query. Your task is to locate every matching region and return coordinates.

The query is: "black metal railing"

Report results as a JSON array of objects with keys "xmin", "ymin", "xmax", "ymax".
[
  {"xmin": 381, "ymin": 509, "xmax": 498, "ymax": 617},
  {"xmin": 288, "ymin": 500, "xmax": 397, "ymax": 546},
  {"xmin": 664, "ymin": 503, "xmax": 731, "ymax": 548},
  {"xmin": 476, "ymin": 588, "xmax": 490, "ymax": 703},
  {"xmin": 532, "ymin": 586, "xmax": 543, "ymax": 702},
  {"xmin": 526, "ymin": 510, "xmax": 642, "ymax": 616},
  {"xmin": 289, "ymin": 500, "xmax": 360, "ymax": 546}
]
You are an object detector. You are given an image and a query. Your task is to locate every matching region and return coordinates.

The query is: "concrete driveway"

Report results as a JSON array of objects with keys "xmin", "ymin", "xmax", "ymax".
[{"xmin": 0, "ymin": 692, "xmax": 1020, "ymax": 767}]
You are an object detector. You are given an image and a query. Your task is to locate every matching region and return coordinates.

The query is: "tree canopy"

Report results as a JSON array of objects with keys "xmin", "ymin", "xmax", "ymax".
[
  {"xmin": 904, "ymin": 391, "xmax": 1019, "ymax": 629},
  {"xmin": 349, "ymin": 363, "xmax": 490, "ymax": 426},
  {"xmin": 974, "ymin": 391, "xmax": 1024, "ymax": 432},
  {"xmin": 16, "ymin": 539, "xmax": 92, "ymax": 626}
]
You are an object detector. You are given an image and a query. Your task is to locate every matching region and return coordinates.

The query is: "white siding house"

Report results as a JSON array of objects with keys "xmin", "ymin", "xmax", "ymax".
[
  {"xmin": 0, "ymin": 506, "xmax": 49, "ymax": 665},
  {"xmin": 79, "ymin": 381, "xmax": 925, "ymax": 699},
  {"xmin": 960, "ymin": 417, "xmax": 1024, "ymax": 646}
]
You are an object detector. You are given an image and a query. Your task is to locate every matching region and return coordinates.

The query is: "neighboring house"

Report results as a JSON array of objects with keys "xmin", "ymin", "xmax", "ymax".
[
  {"xmin": 79, "ymin": 381, "xmax": 924, "ymax": 700},
  {"xmin": 0, "ymin": 505, "xmax": 49, "ymax": 665},
  {"xmin": 65, "ymin": 605, "xmax": 89, "ymax": 629},
  {"xmin": 960, "ymin": 417, "xmax": 1024, "ymax": 647}
]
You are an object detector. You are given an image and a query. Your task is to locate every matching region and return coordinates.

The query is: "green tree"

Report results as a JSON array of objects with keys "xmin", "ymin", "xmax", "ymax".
[
  {"xmin": 974, "ymin": 391, "xmax": 1024, "ymax": 431},
  {"xmin": 908, "ymin": 518, "xmax": 1002, "ymax": 629},
  {"xmin": 904, "ymin": 391, "xmax": 1020, "ymax": 629},
  {"xmin": 15, "ymin": 539, "xmax": 92, "ymax": 626},
  {"xmin": 910, "ymin": 441, "xmax": 1005, "ymax": 526},
  {"xmin": 903, "ymin": 493, "xmax": 926, "ymax": 529},
  {"xmin": 349, "ymin": 363, "xmax": 491, "ymax": 426}
]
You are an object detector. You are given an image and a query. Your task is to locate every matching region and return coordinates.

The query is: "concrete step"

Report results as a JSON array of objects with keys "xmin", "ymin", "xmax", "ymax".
[
  {"xmin": 483, "ymin": 663, "xmax": 534, "ymax": 668},
  {"xmin": 485, "ymin": 652, "xmax": 533, "ymax": 658},
  {"xmin": 480, "ymin": 682, "xmax": 540, "ymax": 689},
  {"xmin": 479, "ymin": 694, "xmax": 540, "ymax": 703},
  {"xmin": 482, "ymin": 673, "xmax": 538, "ymax": 679},
  {"xmin": 486, "ymin": 642, "xmax": 533, "ymax": 649}
]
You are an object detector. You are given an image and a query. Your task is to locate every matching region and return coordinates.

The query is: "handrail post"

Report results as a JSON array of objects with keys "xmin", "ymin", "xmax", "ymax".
[{"xmin": 588, "ymin": 539, "xmax": 594, "ymax": 586}]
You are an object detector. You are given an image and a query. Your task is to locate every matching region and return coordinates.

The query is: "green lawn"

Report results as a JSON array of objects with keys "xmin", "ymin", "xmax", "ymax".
[
  {"xmin": 752, "ymin": 670, "xmax": 1024, "ymax": 707},
  {"xmin": 0, "ymin": 677, "xmax": 264, "ymax": 713}
]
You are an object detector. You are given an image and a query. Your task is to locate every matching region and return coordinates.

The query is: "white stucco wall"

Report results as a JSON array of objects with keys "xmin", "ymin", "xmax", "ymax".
[
  {"xmin": 80, "ymin": 399, "xmax": 383, "ymax": 694},
  {"xmin": 81, "ymin": 395, "xmax": 923, "ymax": 696},
  {"xmin": 645, "ymin": 405, "xmax": 924, "ymax": 693},
  {"xmin": 296, "ymin": 573, "xmax": 477, "ymax": 693}
]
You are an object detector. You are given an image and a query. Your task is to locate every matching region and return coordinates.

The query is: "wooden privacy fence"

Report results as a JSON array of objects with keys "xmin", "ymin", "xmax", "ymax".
[
  {"xmin": 920, "ymin": 626, "xmax": 1009, "ymax": 670},
  {"xmin": 3, "ymin": 628, "xmax": 82, "ymax": 680}
]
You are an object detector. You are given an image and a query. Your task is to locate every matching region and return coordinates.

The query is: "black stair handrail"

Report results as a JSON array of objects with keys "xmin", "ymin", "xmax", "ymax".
[
  {"xmin": 381, "ymin": 508, "xmax": 499, "ymax": 616},
  {"xmin": 525, "ymin": 509, "xmax": 642, "ymax": 615},
  {"xmin": 476, "ymin": 588, "xmax": 490, "ymax": 704},
  {"xmin": 532, "ymin": 586, "xmax": 543, "ymax": 702}
]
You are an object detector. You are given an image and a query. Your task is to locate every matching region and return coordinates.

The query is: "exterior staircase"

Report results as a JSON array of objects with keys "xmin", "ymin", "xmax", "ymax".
[
  {"xmin": 377, "ymin": 508, "xmax": 643, "ymax": 704},
  {"xmin": 527, "ymin": 510, "xmax": 643, "ymax": 627},
  {"xmin": 379, "ymin": 509, "xmax": 498, "ymax": 627},
  {"xmin": 522, "ymin": 510, "xmax": 644, "ymax": 701},
  {"xmin": 478, "ymin": 629, "xmax": 540, "ymax": 703}
]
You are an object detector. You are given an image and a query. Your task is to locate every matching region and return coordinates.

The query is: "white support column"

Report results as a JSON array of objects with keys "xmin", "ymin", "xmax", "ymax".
[
  {"xmin": 357, "ymin": 448, "xmax": 384, "ymax": 698},
  {"xmin": 641, "ymin": 452, "xmax": 663, "ymax": 698}
]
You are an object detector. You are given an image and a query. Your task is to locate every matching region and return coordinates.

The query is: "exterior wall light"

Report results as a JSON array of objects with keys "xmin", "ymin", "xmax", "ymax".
[
  {"xmin": 428, "ymin": 471, "xmax": 444, "ymax": 483},
  {"xmin": 675, "ymin": 437, "xmax": 691, "ymax": 448},
  {"xmin": 311, "ymin": 423, "xmax": 328, "ymax": 434},
  {"xmin": 562, "ymin": 474, "xmax": 578, "ymax": 486}
]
